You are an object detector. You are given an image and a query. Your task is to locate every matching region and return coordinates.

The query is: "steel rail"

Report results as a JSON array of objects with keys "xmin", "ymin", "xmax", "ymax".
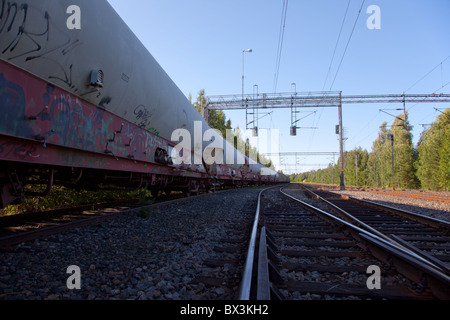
[
  {"xmin": 300, "ymin": 185, "xmax": 401, "ymax": 244},
  {"xmin": 301, "ymin": 182, "xmax": 450, "ymax": 203},
  {"xmin": 238, "ymin": 185, "xmax": 285, "ymax": 300},
  {"xmin": 301, "ymin": 185, "xmax": 450, "ymax": 243},
  {"xmin": 237, "ymin": 187, "xmax": 264, "ymax": 300},
  {"xmin": 256, "ymin": 226, "xmax": 270, "ymax": 300},
  {"xmin": 279, "ymin": 187, "xmax": 450, "ymax": 299},
  {"xmin": 300, "ymin": 184, "xmax": 450, "ymax": 274},
  {"xmin": 280, "ymin": 187, "xmax": 443, "ymax": 271},
  {"xmin": 346, "ymin": 196, "xmax": 450, "ymax": 230}
]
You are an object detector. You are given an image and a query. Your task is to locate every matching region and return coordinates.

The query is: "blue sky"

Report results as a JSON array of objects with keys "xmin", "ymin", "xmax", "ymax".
[{"xmin": 107, "ymin": 0, "xmax": 450, "ymax": 173}]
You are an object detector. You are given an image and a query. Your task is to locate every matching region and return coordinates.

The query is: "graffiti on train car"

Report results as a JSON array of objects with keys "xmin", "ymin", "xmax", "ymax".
[
  {"xmin": 0, "ymin": 62, "xmax": 169, "ymax": 165},
  {"xmin": 44, "ymin": 84, "xmax": 114, "ymax": 152},
  {"xmin": 134, "ymin": 104, "xmax": 154, "ymax": 129},
  {"xmin": 0, "ymin": 141, "xmax": 38, "ymax": 160},
  {"xmin": 0, "ymin": 0, "xmax": 83, "ymax": 91},
  {"xmin": 0, "ymin": 73, "xmax": 34, "ymax": 137}
]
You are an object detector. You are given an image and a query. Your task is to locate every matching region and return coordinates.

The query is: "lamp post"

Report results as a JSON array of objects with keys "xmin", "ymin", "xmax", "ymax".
[{"xmin": 242, "ymin": 49, "xmax": 252, "ymax": 128}]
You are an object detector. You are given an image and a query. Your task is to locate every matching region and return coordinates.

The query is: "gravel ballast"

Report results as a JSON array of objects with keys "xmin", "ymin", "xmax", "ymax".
[{"xmin": 0, "ymin": 188, "xmax": 261, "ymax": 300}]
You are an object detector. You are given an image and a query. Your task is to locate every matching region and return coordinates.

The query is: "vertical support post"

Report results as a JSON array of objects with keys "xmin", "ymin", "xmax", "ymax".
[
  {"xmin": 253, "ymin": 84, "xmax": 259, "ymax": 136},
  {"xmin": 391, "ymin": 140, "xmax": 395, "ymax": 190},
  {"xmin": 204, "ymin": 107, "xmax": 209, "ymax": 124},
  {"xmin": 332, "ymin": 162, "xmax": 334, "ymax": 185},
  {"xmin": 355, "ymin": 153, "xmax": 358, "ymax": 187},
  {"xmin": 338, "ymin": 92, "xmax": 345, "ymax": 190},
  {"xmin": 242, "ymin": 51, "xmax": 246, "ymax": 129},
  {"xmin": 402, "ymin": 92, "xmax": 406, "ymax": 129},
  {"xmin": 388, "ymin": 133, "xmax": 395, "ymax": 190}
]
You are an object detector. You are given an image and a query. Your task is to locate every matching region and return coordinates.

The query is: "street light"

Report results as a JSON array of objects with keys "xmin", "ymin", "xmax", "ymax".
[
  {"xmin": 242, "ymin": 49, "xmax": 253, "ymax": 103},
  {"xmin": 242, "ymin": 49, "xmax": 253, "ymax": 128}
]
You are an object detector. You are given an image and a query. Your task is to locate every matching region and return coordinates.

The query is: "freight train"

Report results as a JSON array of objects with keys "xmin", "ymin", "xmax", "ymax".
[{"xmin": 0, "ymin": 0, "xmax": 288, "ymax": 208}]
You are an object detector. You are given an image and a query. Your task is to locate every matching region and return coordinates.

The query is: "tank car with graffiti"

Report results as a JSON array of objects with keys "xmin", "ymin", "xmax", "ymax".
[{"xmin": 0, "ymin": 0, "xmax": 288, "ymax": 208}]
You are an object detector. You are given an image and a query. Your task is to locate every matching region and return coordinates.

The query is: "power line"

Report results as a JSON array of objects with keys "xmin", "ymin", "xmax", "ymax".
[
  {"xmin": 308, "ymin": 0, "xmax": 351, "ymax": 156},
  {"xmin": 372, "ymin": 55, "xmax": 450, "ymax": 121},
  {"xmin": 405, "ymin": 55, "xmax": 450, "ymax": 93},
  {"xmin": 329, "ymin": 0, "xmax": 366, "ymax": 91},
  {"xmin": 313, "ymin": 0, "xmax": 351, "ymax": 155},
  {"xmin": 407, "ymin": 80, "xmax": 450, "ymax": 112},
  {"xmin": 322, "ymin": 0, "xmax": 352, "ymax": 91},
  {"xmin": 310, "ymin": 0, "xmax": 360, "ymax": 154},
  {"xmin": 273, "ymin": 0, "xmax": 289, "ymax": 93}
]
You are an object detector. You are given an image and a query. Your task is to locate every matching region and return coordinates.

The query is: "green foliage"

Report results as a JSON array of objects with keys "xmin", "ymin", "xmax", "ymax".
[
  {"xmin": 417, "ymin": 108, "xmax": 450, "ymax": 190},
  {"xmin": 394, "ymin": 113, "xmax": 420, "ymax": 188},
  {"xmin": 290, "ymin": 148, "xmax": 369, "ymax": 186},
  {"xmin": 290, "ymin": 109, "xmax": 449, "ymax": 191},
  {"xmin": 343, "ymin": 147, "xmax": 369, "ymax": 186},
  {"xmin": 193, "ymin": 89, "xmax": 232, "ymax": 138},
  {"xmin": 367, "ymin": 122, "xmax": 392, "ymax": 188},
  {"xmin": 0, "ymin": 186, "xmax": 150, "ymax": 217}
]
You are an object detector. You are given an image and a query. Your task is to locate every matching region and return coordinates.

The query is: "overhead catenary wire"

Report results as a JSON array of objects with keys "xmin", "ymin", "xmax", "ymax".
[
  {"xmin": 405, "ymin": 55, "xmax": 450, "ymax": 93},
  {"xmin": 329, "ymin": 0, "xmax": 366, "ymax": 91},
  {"xmin": 322, "ymin": 0, "xmax": 352, "ymax": 91},
  {"xmin": 405, "ymin": 56, "xmax": 450, "ymax": 112},
  {"xmin": 363, "ymin": 55, "xmax": 450, "ymax": 143},
  {"xmin": 308, "ymin": 1, "xmax": 352, "ymax": 153},
  {"xmin": 273, "ymin": 0, "xmax": 289, "ymax": 93}
]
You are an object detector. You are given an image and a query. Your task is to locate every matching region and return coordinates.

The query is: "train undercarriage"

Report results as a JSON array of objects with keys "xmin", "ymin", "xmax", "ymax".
[{"xmin": 0, "ymin": 161, "xmax": 263, "ymax": 209}]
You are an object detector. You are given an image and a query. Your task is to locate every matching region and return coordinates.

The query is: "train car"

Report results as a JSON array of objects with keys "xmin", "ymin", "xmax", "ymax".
[{"xmin": 0, "ymin": 0, "xmax": 285, "ymax": 208}]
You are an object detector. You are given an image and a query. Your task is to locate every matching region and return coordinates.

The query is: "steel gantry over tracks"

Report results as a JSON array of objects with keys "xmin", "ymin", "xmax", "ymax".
[{"xmin": 204, "ymin": 91, "xmax": 450, "ymax": 190}]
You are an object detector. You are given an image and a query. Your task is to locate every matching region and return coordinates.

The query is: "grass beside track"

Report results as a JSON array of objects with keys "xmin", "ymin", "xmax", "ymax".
[{"xmin": 0, "ymin": 186, "xmax": 152, "ymax": 217}]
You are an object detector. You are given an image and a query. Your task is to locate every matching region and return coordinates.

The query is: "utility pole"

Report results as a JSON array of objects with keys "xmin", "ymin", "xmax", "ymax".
[
  {"xmin": 330, "ymin": 155, "xmax": 335, "ymax": 185},
  {"xmin": 355, "ymin": 153, "xmax": 358, "ymax": 187},
  {"xmin": 402, "ymin": 92, "xmax": 406, "ymax": 129},
  {"xmin": 338, "ymin": 92, "xmax": 345, "ymax": 190},
  {"xmin": 387, "ymin": 133, "xmax": 395, "ymax": 190},
  {"xmin": 201, "ymin": 98, "xmax": 209, "ymax": 124}
]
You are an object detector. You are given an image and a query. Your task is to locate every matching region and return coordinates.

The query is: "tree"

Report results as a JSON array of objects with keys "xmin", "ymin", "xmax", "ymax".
[
  {"xmin": 288, "ymin": 109, "xmax": 449, "ymax": 191},
  {"xmin": 417, "ymin": 108, "xmax": 450, "ymax": 190},
  {"xmin": 193, "ymin": 89, "xmax": 231, "ymax": 138},
  {"xmin": 365, "ymin": 115, "xmax": 419, "ymax": 189},
  {"xmin": 343, "ymin": 148, "xmax": 369, "ymax": 186},
  {"xmin": 390, "ymin": 112, "xmax": 420, "ymax": 189},
  {"xmin": 367, "ymin": 122, "xmax": 391, "ymax": 188}
]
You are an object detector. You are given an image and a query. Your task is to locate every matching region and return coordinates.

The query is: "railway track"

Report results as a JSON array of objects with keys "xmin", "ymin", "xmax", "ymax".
[
  {"xmin": 0, "ymin": 186, "xmax": 268, "ymax": 300},
  {"xmin": 239, "ymin": 185, "xmax": 450, "ymax": 300},
  {"xmin": 0, "ymin": 203, "xmax": 135, "ymax": 251},
  {"xmin": 189, "ymin": 199, "xmax": 258, "ymax": 298},
  {"xmin": 303, "ymin": 183, "xmax": 450, "ymax": 203},
  {"xmin": 301, "ymin": 184, "xmax": 450, "ymax": 273},
  {"xmin": 0, "ymin": 192, "xmax": 200, "ymax": 251}
]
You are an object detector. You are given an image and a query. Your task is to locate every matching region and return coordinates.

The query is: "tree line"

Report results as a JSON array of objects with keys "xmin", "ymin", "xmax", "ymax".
[{"xmin": 290, "ymin": 108, "xmax": 450, "ymax": 191}]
